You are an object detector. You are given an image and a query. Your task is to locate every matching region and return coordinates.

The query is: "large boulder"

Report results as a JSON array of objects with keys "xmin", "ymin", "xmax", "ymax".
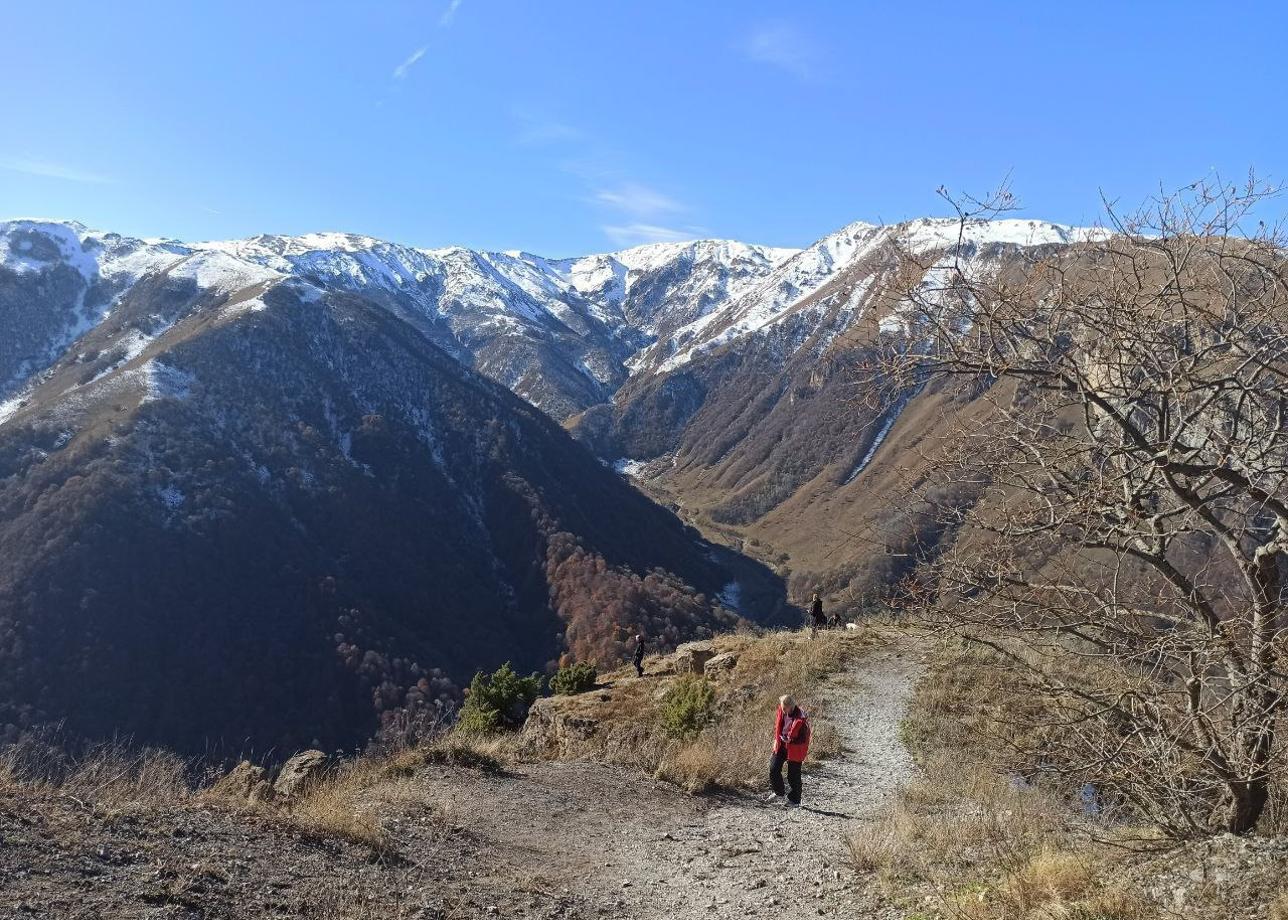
[
  {"xmin": 674, "ymin": 641, "xmax": 717, "ymax": 675},
  {"xmin": 273, "ymin": 750, "xmax": 329, "ymax": 798}
]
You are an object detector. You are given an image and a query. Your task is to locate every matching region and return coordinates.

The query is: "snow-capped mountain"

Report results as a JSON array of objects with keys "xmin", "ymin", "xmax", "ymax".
[
  {"xmin": 0, "ymin": 209, "xmax": 1107, "ymax": 750},
  {"xmin": 0, "ymin": 220, "xmax": 798, "ymax": 422},
  {"xmin": 0, "ymin": 215, "xmax": 1099, "ymax": 428}
]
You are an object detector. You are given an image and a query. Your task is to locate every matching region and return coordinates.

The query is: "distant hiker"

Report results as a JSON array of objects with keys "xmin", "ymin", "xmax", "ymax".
[
  {"xmin": 809, "ymin": 592, "xmax": 826, "ymax": 637},
  {"xmin": 767, "ymin": 694, "xmax": 810, "ymax": 807},
  {"xmin": 632, "ymin": 634, "xmax": 646, "ymax": 678}
]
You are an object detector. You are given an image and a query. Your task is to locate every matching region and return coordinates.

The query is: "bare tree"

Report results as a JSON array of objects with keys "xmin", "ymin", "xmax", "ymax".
[{"xmin": 878, "ymin": 175, "xmax": 1288, "ymax": 836}]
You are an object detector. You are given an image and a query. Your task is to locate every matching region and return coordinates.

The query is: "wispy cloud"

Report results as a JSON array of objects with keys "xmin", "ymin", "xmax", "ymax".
[
  {"xmin": 0, "ymin": 156, "xmax": 111, "ymax": 184},
  {"xmin": 440, "ymin": 0, "xmax": 464, "ymax": 26},
  {"xmin": 508, "ymin": 112, "xmax": 696, "ymax": 248},
  {"xmin": 392, "ymin": 46, "xmax": 428, "ymax": 79},
  {"xmin": 742, "ymin": 22, "xmax": 820, "ymax": 81},
  {"xmin": 602, "ymin": 223, "xmax": 694, "ymax": 247},
  {"xmin": 514, "ymin": 116, "xmax": 583, "ymax": 147},
  {"xmin": 593, "ymin": 182, "xmax": 692, "ymax": 246},
  {"xmin": 594, "ymin": 183, "xmax": 683, "ymax": 220}
]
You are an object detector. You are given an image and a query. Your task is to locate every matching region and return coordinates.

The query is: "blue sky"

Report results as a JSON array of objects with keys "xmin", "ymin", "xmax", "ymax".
[{"xmin": 2, "ymin": 1, "xmax": 1285, "ymax": 254}]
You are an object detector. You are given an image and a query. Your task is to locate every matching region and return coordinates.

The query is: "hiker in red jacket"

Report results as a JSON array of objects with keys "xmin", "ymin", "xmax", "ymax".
[{"xmin": 767, "ymin": 694, "xmax": 810, "ymax": 807}]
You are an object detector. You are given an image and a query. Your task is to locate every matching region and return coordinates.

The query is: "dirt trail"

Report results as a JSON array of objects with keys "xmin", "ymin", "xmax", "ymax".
[{"xmin": 432, "ymin": 646, "xmax": 921, "ymax": 919}]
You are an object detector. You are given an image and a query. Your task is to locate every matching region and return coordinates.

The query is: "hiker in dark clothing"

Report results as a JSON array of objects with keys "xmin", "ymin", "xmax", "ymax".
[
  {"xmin": 767, "ymin": 694, "xmax": 811, "ymax": 806},
  {"xmin": 809, "ymin": 592, "xmax": 826, "ymax": 637},
  {"xmin": 632, "ymin": 634, "xmax": 645, "ymax": 677}
]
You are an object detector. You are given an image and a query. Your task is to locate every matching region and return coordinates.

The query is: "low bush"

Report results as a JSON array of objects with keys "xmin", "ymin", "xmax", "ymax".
[
  {"xmin": 550, "ymin": 662, "xmax": 598, "ymax": 695},
  {"xmin": 458, "ymin": 662, "xmax": 542, "ymax": 733},
  {"xmin": 659, "ymin": 675, "xmax": 715, "ymax": 739}
]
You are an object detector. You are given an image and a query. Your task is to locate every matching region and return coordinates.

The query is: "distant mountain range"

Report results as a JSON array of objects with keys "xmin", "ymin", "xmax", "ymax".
[{"xmin": 0, "ymin": 215, "xmax": 1097, "ymax": 752}]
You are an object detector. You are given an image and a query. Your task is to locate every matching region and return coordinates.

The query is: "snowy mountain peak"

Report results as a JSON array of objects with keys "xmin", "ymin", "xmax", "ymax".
[{"xmin": 0, "ymin": 214, "xmax": 1104, "ymax": 420}]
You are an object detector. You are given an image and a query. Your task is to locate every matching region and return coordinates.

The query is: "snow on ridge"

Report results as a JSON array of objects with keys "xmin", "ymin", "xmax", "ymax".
[
  {"xmin": 894, "ymin": 217, "xmax": 1107, "ymax": 252},
  {"xmin": 649, "ymin": 216, "xmax": 1107, "ymax": 374},
  {"xmin": 167, "ymin": 250, "xmax": 283, "ymax": 294},
  {"xmin": 0, "ymin": 219, "xmax": 98, "ymax": 279},
  {"xmin": 653, "ymin": 222, "xmax": 889, "ymax": 372}
]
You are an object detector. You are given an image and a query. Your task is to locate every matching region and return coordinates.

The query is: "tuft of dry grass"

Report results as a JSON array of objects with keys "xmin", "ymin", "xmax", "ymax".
[
  {"xmin": 1270, "ymin": 890, "xmax": 1288, "ymax": 920},
  {"xmin": 286, "ymin": 757, "xmax": 394, "ymax": 854},
  {"xmin": 381, "ymin": 733, "xmax": 510, "ymax": 777}
]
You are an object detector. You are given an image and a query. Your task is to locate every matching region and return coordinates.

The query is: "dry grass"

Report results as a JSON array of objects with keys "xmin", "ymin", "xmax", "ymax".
[
  {"xmin": 847, "ymin": 757, "xmax": 1067, "ymax": 882},
  {"xmin": 0, "ymin": 732, "xmax": 191, "ymax": 817},
  {"xmin": 847, "ymin": 759, "xmax": 1155, "ymax": 919},
  {"xmin": 274, "ymin": 730, "xmax": 512, "ymax": 854},
  {"xmin": 286, "ymin": 756, "xmax": 395, "ymax": 853}
]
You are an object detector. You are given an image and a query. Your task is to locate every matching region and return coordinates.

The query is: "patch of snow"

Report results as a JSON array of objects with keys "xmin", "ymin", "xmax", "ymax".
[
  {"xmin": 140, "ymin": 360, "xmax": 195, "ymax": 402},
  {"xmin": 844, "ymin": 395, "xmax": 916, "ymax": 484},
  {"xmin": 613, "ymin": 458, "xmax": 647, "ymax": 478},
  {"xmin": 894, "ymin": 217, "xmax": 1109, "ymax": 252},
  {"xmin": 0, "ymin": 394, "xmax": 26, "ymax": 428}
]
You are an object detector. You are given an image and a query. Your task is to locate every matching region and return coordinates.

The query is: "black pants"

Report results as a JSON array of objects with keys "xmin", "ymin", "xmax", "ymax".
[
  {"xmin": 769, "ymin": 750, "xmax": 802, "ymax": 804},
  {"xmin": 634, "ymin": 658, "xmax": 644, "ymax": 677}
]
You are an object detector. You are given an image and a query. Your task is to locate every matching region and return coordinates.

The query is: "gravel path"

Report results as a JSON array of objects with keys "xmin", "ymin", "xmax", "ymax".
[{"xmin": 432, "ymin": 646, "xmax": 922, "ymax": 919}]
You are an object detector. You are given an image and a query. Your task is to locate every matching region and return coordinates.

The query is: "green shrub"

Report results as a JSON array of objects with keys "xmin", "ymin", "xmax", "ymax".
[
  {"xmin": 660, "ymin": 675, "xmax": 716, "ymax": 739},
  {"xmin": 458, "ymin": 662, "xmax": 542, "ymax": 734},
  {"xmin": 550, "ymin": 662, "xmax": 598, "ymax": 695}
]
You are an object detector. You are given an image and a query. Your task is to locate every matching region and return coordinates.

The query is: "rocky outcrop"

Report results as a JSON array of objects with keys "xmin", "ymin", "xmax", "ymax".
[
  {"xmin": 272, "ymin": 750, "xmax": 329, "ymax": 799},
  {"xmin": 520, "ymin": 695, "xmax": 605, "ymax": 757},
  {"xmin": 674, "ymin": 641, "xmax": 717, "ymax": 675}
]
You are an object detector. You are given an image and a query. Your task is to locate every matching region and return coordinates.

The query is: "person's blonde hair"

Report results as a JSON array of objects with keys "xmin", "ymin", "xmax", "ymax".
[{"xmin": 779, "ymin": 695, "xmax": 795, "ymax": 709}]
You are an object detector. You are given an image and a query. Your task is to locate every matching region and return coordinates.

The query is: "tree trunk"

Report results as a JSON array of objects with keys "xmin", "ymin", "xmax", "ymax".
[{"xmin": 1225, "ymin": 778, "xmax": 1269, "ymax": 835}]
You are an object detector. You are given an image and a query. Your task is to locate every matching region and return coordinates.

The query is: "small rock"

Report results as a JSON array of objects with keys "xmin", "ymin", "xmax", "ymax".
[
  {"xmin": 273, "ymin": 750, "xmax": 329, "ymax": 798},
  {"xmin": 703, "ymin": 652, "xmax": 738, "ymax": 675}
]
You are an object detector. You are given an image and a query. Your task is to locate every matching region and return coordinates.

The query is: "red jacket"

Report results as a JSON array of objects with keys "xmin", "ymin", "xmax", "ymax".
[{"xmin": 772, "ymin": 704, "xmax": 811, "ymax": 763}]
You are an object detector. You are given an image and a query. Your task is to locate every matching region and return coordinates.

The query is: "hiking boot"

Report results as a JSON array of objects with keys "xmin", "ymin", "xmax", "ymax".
[{"xmin": 783, "ymin": 799, "xmax": 802, "ymax": 809}]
